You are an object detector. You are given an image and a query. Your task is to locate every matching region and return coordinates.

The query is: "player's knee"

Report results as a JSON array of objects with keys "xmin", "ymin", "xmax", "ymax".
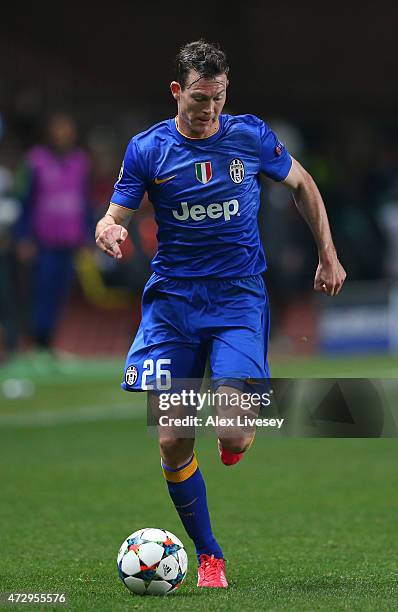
[
  {"xmin": 159, "ymin": 436, "xmax": 180, "ymax": 457},
  {"xmin": 159, "ymin": 437, "xmax": 194, "ymax": 468}
]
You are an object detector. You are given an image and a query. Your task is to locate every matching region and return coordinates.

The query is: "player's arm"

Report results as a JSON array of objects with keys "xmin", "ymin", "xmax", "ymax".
[
  {"xmin": 282, "ymin": 157, "xmax": 346, "ymax": 296},
  {"xmin": 95, "ymin": 138, "xmax": 147, "ymax": 259},
  {"xmin": 95, "ymin": 204, "xmax": 133, "ymax": 259}
]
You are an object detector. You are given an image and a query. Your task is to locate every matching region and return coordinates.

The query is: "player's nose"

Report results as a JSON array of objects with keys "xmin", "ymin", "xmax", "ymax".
[{"xmin": 203, "ymin": 104, "xmax": 214, "ymax": 117}]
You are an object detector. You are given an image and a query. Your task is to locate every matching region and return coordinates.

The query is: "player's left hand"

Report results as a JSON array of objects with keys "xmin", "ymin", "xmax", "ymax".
[{"xmin": 314, "ymin": 246, "xmax": 346, "ymax": 296}]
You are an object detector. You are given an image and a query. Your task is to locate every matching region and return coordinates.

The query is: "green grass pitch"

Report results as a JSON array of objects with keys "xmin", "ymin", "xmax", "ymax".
[{"xmin": 0, "ymin": 354, "xmax": 397, "ymax": 610}]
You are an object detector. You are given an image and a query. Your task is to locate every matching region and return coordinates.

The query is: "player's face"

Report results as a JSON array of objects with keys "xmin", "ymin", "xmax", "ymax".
[{"xmin": 171, "ymin": 69, "xmax": 228, "ymax": 138}]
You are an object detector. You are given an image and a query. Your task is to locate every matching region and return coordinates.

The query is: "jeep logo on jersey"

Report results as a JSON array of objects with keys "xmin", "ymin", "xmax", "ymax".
[
  {"xmin": 125, "ymin": 365, "xmax": 138, "ymax": 386},
  {"xmin": 172, "ymin": 200, "xmax": 240, "ymax": 222},
  {"xmin": 195, "ymin": 161, "xmax": 212, "ymax": 184},
  {"xmin": 229, "ymin": 158, "xmax": 245, "ymax": 184}
]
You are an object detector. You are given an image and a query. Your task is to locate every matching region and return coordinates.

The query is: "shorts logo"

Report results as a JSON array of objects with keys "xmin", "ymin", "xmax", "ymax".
[
  {"xmin": 195, "ymin": 161, "xmax": 212, "ymax": 184},
  {"xmin": 125, "ymin": 365, "xmax": 138, "ymax": 386},
  {"xmin": 229, "ymin": 158, "xmax": 245, "ymax": 184}
]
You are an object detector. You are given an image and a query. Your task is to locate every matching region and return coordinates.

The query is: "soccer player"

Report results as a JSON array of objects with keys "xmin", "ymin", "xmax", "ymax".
[{"xmin": 95, "ymin": 40, "xmax": 346, "ymax": 588}]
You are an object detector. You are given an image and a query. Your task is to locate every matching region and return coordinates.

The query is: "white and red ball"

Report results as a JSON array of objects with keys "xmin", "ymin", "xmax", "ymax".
[{"xmin": 117, "ymin": 528, "xmax": 188, "ymax": 595}]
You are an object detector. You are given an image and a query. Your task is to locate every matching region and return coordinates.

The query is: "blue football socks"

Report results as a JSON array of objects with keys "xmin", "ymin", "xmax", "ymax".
[{"xmin": 162, "ymin": 452, "xmax": 223, "ymax": 563}]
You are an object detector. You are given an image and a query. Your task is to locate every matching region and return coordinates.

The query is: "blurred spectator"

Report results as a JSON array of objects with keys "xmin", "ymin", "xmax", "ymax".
[{"xmin": 15, "ymin": 112, "xmax": 91, "ymax": 352}]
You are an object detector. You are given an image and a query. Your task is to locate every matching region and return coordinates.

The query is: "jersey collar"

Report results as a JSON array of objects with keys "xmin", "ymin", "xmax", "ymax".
[{"xmin": 171, "ymin": 115, "xmax": 224, "ymax": 144}]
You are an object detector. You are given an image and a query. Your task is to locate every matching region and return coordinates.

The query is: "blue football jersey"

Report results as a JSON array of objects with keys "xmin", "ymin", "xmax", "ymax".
[{"xmin": 111, "ymin": 114, "xmax": 292, "ymax": 278}]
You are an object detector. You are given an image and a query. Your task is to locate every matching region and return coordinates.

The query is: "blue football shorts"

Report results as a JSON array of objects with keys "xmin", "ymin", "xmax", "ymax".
[{"xmin": 122, "ymin": 273, "xmax": 270, "ymax": 392}]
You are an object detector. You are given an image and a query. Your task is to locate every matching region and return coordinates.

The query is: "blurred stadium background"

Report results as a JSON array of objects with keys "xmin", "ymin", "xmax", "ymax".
[{"xmin": 1, "ymin": 1, "xmax": 398, "ymax": 373}]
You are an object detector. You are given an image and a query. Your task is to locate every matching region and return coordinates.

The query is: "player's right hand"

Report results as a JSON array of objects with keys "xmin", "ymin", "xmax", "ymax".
[
  {"xmin": 314, "ymin": 248, "xmax": 346, "ymax": 296},
  {"xmin": 95, "ymin": 223, "xmax": 128, "ymax": 259}
]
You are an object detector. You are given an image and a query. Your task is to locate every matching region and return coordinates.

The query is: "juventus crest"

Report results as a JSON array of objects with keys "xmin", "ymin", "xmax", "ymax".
[{"xmin": 229, "ymin": 158, "xmax": 245, "ymax": 184}]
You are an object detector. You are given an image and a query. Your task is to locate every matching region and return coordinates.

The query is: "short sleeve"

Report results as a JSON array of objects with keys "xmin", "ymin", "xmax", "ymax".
[
  {"xmin": 258, "ymin": 121, "xmax": 292, "ymax": 182},
  {"xmin": 110, "ymin": 139, "xmax": 146, "ymax": 209}
]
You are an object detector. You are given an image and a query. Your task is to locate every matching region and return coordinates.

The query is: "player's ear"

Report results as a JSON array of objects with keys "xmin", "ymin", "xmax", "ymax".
[{"xmin": 170, "ymin": 81, "xmax": 181, "ymax": 101}]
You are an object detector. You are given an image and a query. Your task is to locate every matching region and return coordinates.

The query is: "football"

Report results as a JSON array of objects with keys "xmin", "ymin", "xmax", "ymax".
[{"xmin": 117, "ymin": 528, "xmax": 188, "ymax": 595}]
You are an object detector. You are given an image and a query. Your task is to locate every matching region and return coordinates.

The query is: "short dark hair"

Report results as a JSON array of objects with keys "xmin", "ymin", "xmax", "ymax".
[{"xmin": 175, "ymin": 39, "xmax": 229, "ymax": 89}]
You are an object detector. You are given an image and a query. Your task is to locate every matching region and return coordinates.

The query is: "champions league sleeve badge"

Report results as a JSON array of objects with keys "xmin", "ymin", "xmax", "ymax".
[{"xmin": 229, "ymin": 158, "xmax": 245, "ymax": 184}]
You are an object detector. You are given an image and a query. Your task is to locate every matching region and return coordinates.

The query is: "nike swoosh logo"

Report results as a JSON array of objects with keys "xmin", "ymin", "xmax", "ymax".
[{"xmin": 154, "ymin": 174, "xmax": 176, "ymax": 184}]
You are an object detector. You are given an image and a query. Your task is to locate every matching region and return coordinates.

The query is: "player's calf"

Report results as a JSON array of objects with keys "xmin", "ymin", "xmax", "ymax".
[{"xmin": 213, "ymin": 384, "xmax": 258, "ymax": 465}]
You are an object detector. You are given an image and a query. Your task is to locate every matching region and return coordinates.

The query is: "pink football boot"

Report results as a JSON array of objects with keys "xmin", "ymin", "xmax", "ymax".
[
  {"xmin": 218, "ymin": 439, "xmax": 244, "ymax": 466},
  {"xmin": 197, "ymin": 554, "xmax": 228, "ymax": 588}
]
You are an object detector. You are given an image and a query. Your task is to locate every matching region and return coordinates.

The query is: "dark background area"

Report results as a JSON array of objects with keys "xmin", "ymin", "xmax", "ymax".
[{"xmin": 1, "ymin": 1, "xmax": 397, "ymax": 117}]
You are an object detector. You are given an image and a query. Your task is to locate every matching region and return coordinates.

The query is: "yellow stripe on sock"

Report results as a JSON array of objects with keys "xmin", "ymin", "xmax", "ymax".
[{"xmin": 162, "ymin": 453, "xmax": 198, "ymax": 483}]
